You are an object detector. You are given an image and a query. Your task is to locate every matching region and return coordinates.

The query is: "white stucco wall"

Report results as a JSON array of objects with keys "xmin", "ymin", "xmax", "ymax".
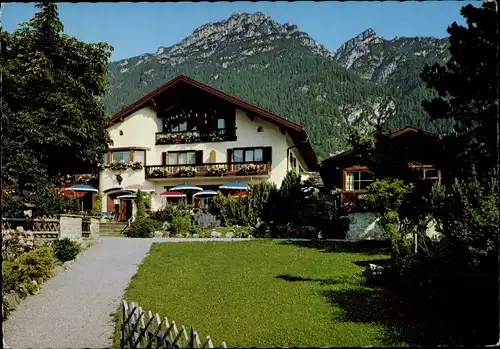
[{"xmin": 99, "ymin": 105, "xmax": 312, "ymax": 211}]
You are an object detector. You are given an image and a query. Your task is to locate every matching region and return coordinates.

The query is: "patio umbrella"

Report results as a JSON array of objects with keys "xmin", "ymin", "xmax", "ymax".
[
  {"xmin": 63, "ymin": 184, "xmax": 98, "ymax": 192},
  {"xmin": 231, "ymin": 191, "xmax": 248, "ymax": 198},
  {"xmin": 160, "ymin": 191, "xmax": 186, "ymax": 198},
  {"xmin": 117, "ymin": 194, "xmax": 137, "ymax": 200},
  {"xmin": 168, "ymin": 183, "xmax": 203, "ymax": 191},
  {"xmin": 193, "ymin": 190, "xmax": 218, "ymax": 198},
  {"xmin": 62, "ymin": 184, "xmax": 98, "ymax": 211},
  {"xmin": 219, "ymin": 181, "xmax": 248, "ymax": 190},
  {"xmin": 124, "ymin": 184, "xmax": 156, "ymax": 193}
]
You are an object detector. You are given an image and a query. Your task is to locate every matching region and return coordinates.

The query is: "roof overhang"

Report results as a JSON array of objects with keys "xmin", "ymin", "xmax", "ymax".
[{"xmin": 110, "ymin": 75, "xmax": 318, "ymax": 170}]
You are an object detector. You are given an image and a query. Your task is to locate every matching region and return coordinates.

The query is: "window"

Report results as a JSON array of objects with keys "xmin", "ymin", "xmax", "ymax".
[
  {"xmin": 171, "ymin": 121, "xmax": 188, "ymax": 132},
  {"xmin": 112, "ymin": 151, "xmax": 130, "ymax": 163},
  {"xmin": 423, "ymin": 169, "xmax": 440, "ymax": 181},
  {"xmin": 217, "ymin": 118, "xmax": 225, "ymax": 129},
  {"xmin": 254, "ymin": 148, "xmax": 263, "ymax": 162},
  {"xmin": 234, "ymin": 149, "xmax": 244, "ymax": 163},
  {"xmin": 134, "ymin": 151, "xmax": 145, "ymax": 164},
  {"xmin": 168, "ymin": 151, "xmax": 196, "ymax": 165},
  {"xmin": 234, "ymin": 148, "xmax": 264, "ymax": 163},
  {"xmin": 345, "ymin": 171, "xmax": 373, "ymax": 191}
]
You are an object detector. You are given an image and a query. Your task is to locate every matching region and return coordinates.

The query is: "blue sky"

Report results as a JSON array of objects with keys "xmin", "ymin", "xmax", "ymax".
[{"xmin": 2, "ymin": 2, "xmax": 477, "ymax": 61}]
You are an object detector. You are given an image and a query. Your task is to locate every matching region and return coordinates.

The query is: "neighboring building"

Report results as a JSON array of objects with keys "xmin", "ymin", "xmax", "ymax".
[
  {"xmin": 99, "ymin": 75, "xmax": 317, "ymax": 220},
  {"xmin": 319, "ymin": 126, "xmax": 442, "ymax": 240}
]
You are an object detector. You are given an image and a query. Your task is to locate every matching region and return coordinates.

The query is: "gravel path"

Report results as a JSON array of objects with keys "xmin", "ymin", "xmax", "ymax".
[{"xmin": 3, "ymin": 236, "xmax": 252, "ymax": 349}]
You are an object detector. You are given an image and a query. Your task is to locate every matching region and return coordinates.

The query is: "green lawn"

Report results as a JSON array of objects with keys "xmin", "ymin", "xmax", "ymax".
[{"xmin": 118, "ymin": 240, "xmax": 404, "ymax": 347}]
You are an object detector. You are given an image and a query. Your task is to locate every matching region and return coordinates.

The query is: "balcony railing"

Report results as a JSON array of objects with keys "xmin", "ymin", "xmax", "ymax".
[
  {"xmin": 155, "ymin": 128, "xmax": 237, "ymax": 145},
  {"xmin": 145, "ymin": 162, "xmax": 272, "ymax": 179}
]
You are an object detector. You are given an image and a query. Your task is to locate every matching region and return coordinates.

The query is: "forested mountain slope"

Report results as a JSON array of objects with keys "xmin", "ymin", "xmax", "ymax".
[{"xmin": 104, "ymin": 12, "xmax": 452, "ymax": 159}]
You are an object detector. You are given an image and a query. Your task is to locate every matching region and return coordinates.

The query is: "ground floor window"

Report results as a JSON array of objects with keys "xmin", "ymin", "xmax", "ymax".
[{"xmin": 345, "ymin": 170, "xmax": 373, "ymax": 191}]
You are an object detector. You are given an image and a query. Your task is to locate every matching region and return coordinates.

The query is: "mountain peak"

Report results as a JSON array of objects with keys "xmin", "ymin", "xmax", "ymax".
[{"xmin": 151, "ymin": 12, "xmax": 334, "ymax": 65}]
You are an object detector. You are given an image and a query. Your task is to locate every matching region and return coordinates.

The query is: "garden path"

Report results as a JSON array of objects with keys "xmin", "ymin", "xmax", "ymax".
[{"xmin": 3, "ymin": 236, "xmax": 250, "ymax": 348}]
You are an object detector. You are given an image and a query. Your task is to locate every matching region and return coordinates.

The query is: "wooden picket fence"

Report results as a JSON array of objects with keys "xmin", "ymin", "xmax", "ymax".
[{"xmin": 120, "ymin": 300, "xmax": 227, "ymax": 348}]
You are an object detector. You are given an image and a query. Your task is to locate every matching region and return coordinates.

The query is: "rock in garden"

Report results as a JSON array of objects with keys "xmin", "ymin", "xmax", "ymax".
[
  {"xmin": 225, "ymin": 232, "xmax": 234, "ymax": 238},
  {"xmin": 211, "ymin": 231, "xmax": 221, "ymax": 238},
  {"xmin": 193, "ymin": 234, "xmax": 200, "ymax": 238}
]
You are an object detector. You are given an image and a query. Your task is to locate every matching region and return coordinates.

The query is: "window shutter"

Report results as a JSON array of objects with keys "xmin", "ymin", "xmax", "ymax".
[
  {"xmin": 106, "ymin": 151, "xmax": 112, "ymax": 164},
  {"xmin": 162, "ymin": 152, "xmax": 168, "ymax": 165},
  {"xmin": 195, "ymin": 150, "xmax": 203, "ymax": 165},
  {"xmin": 263, "ymin": 147, "xmax": 272, "ymax": 164},
  {"xmin": 227, "ymin": 149, "xmax": 233, "ymax": 163}
]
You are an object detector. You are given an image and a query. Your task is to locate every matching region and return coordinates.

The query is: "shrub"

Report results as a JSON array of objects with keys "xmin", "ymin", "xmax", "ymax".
[
  {"xmin": 150, "ymin": 204, "xmax": 176, "ymax": 222},
  {"xmin": 126, "ymin": 218, "xmax": 160, "ymax": 238},
  {"xmin": 2, "ymin": 228, "xmax": 35, "ymax": 261},
  {"xmin": 193, "ymin": 211, "xmax": 220, "ymax": 229},
  {"xmin": 171, "ymin": 215, "xmax": 192, "ymax": 236},
  {"xmin": 52, "ymin": 238, "xmax": 81, "ymax": 262},
  {"xmin": 2, "ymin": 246, "xmax": 59, "ymax": 295},
  {"xmin": 93, "ymin": 192, "xmax": 102, "ymax": 213}
]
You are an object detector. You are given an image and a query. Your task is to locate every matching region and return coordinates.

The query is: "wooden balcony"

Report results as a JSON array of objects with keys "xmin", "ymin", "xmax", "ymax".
[
  {"xmin": 145, "ymin": 162, "xmax": 272, "ymax": 179},
  {"xmin": 155, "ymin": 128, "xmax": 237, "ymax": 145}
]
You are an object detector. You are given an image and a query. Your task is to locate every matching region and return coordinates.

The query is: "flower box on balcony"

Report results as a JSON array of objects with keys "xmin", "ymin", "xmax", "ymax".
[
  {"xmin": 150, "ymin": 168, "xmax": 169, "ymax": 178},
  {"xmin": 109, "ymin": 161, "xmax": 129, "ymax": 172},
  {"xmin": 237, "ymin": 163, "xmax": 259, "ymax": 176},
  {"xmin": 130, "ymin": 161, "xmax": 144, "ymax": 170},
  {"xmin": 205, "ymin": 166, "xmax": 228, "ymax": 177},
  {"xmin": 175, "ymin": 166, "xmax": 196, "ymax": 178}
]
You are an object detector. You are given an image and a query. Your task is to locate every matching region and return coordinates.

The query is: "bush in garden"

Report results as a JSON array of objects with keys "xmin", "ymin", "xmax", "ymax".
[
  {"xmin": 193, "ymin": 211, "xmax": 220, "ymax": 229},
  {"xmin": 52, "ymin": 238, "xmax": 81, "ymax": 262},
  {"xmin": 171, "ymin": 215, "xmax": 192, "ymax": 236},
  {"xmin": 126, "ymin": 218, "xmax": 160, "ymax": 238},
  {"xmin": 2, "ymin": 228, "xmax": 35, "ymax": 261},
  {"xmin": 2, "ymin": 246, "xmax": 59, "ymax": 296},
  {"xmin": 93, "ymin": 192, "xmax": 102, "ymax": 213}
]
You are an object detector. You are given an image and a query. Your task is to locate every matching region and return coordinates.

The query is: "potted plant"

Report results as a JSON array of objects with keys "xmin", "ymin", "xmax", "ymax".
[
  {"xmin": 205, "ymin": 166, "xmax": 227, "ymax": 177},
  {"xmin": 109, "ymin": 161, "xmax": 128, "ymax": 171},
  {"xmin": 180, "ymin": 131, "xmax": 201, "ymax": 143},
  {"xmin": 150, "ymin": 168, "xmax": 168, "ymax": 178},
  {"xmin": 237, "ymin": 163, "xmax": 258, "ymax": 175},
  {"xmin": 156, "ymin": 133, "xmax": 177, "ymax": 144},
  {"xmin": 130, "ymin": 161, "xmax": 144, "ymax": 170},
  {"xmin": 176, "ymin": 166, "xmax": 196, "ymax": 177}
]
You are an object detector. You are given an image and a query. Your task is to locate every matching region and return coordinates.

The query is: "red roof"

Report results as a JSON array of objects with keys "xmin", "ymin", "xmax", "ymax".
[{"xmin": 110, "ymin": 75, "xmax": 318, "ymax": 170}]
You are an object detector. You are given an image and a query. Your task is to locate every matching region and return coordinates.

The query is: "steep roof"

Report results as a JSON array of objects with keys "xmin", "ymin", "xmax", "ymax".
[
  {"xmin": 320, "ymin": 126, "xmax": 439, "ymax": 164},
  {"xmin": 110, "ymin": 75, "xmax": 318, "ymax": 169}
]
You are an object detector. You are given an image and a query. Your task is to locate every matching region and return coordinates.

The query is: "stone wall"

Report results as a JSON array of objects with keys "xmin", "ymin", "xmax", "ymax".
[
  {"xmin": 58, "ymin": 214, "xmax": 83, "ymax": 241},
  {"xmin": 89, "ymin": 217, "xmax": 100, "ymax": 239}
]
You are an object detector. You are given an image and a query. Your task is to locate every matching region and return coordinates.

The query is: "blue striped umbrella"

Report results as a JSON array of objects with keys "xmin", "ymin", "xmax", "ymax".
[
  {"xmin": 63, "ymin": 184, "xmax": 98, "ymax": 192},
  {"xmin": 219, "ymin": 181, "xmax": 248, "ymax": 190},
  {"xmin": 168, "ymin": 183, "xmax": 203, "ymax": 191},
  {"xmin": 193, "ymin": 190, "xmax": 218, "ymax": 198}
]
